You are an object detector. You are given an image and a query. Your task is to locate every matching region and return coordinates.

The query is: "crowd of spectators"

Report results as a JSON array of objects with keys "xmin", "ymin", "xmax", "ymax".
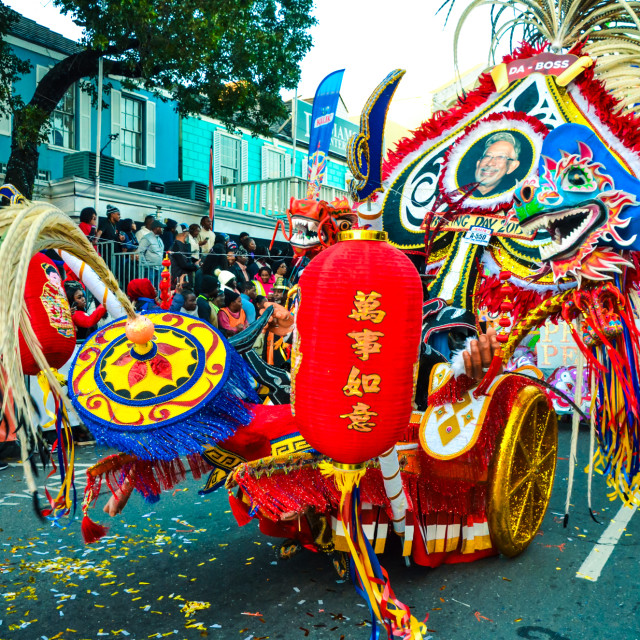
[{"xmin": 71, "ymin": 203, "xmax": 297, "ymax": 342}]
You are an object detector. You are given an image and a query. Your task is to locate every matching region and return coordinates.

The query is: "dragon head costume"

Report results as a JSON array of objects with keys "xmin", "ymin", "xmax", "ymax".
[
  {"xmin": 514, "ymin": 123, "xmax": 640, "ymax": 283},
  {"xmin": 276, "ymin": 197, "xmax": 358, "ymax": 257},
  {"xmin": 511, "ymin": 123, "xmax": 640, "ymax": 503}
]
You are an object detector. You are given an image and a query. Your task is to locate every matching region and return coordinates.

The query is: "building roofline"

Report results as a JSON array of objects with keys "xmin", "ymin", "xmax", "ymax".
[{"xmin": 7, "ymin": 10, "xmax": 82, "ymax": 57}]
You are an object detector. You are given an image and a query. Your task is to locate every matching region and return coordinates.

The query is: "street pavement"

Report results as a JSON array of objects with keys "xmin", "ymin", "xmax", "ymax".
[{"xmin": 0, "ymin": 425, "xmax": 639, "ymax": 640}]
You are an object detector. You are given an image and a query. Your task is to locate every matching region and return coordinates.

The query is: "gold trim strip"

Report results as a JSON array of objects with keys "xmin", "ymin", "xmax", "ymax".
[
  {"xmin": 332, "ymin": 461, "xmax": 366, "ymax": 472},
  {"xmin": 388, "ymin": 487, "xmax": 404, "ymax": 501},
  {"xmin": 337, "ymin": 230, "xmax": 388, "ymax": 242}
]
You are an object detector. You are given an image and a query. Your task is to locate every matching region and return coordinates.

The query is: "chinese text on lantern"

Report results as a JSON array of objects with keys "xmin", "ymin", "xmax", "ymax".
[{"xmin": 342, "ymin": 291, "xmax": 384, "ymax": 432}]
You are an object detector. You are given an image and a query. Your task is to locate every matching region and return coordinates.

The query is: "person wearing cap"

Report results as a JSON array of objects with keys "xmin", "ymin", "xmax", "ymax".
[
  {"xmin": 230, "ymin": 246, "xmax": 251, "ymax": 289},
  {"xmin": 136, "ymin": 215, "xmax": 155, "ymax": 243},
  {"xmin": 272, "ymin": 275, "xmax": 290, "ymax": 304},
  {"xmin": 98, "ymin": 204, "xmax": 126, "ymax": 278},
  {"xmin": 98, "ymin": 204, "xmax": 125, "ymax": 245},
  {"xmin": 216, "ymin": 269, "xmax": 238, "ymax": 292},
  {"xmin": 138, "ymin": 218, "xmax": 166, "ymax": 287},
  {"xmin": 162, "ymin": 218, "xmax": 178, "ymax": 251},
  {"xmin": 170, "ymin": 223, "xmax": 199, "ymax": 286}
]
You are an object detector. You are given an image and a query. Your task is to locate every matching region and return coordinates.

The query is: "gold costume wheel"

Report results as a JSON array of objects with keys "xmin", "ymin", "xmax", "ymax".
[{"xmin": 488, "ymin": 385, "xmax": 558, "ymax": 557}]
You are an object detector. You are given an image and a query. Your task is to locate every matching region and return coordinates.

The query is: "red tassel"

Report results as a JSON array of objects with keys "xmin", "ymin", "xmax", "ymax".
[{"xmin": 81, "ymin": 514, "xmax": 109, "ymax": 544}]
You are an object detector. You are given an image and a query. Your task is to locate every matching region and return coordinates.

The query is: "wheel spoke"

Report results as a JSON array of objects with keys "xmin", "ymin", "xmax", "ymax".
[
  {"xmin": 512, "ymin": 482, "xmax": 533, "ymax": 534},
  {"xmin": 534, "ymin": 409, "xmax": 553, "ymax": 458},
  {"xmin": 535, "ymin": 447, "xmax": 555, "ymax": 468},
  {"xmin": 509, "ymin": 471, "xmax": 532, "ymax": 497},
  {"xmin": 517, "ymin": 438, "xmax": 533, "ymax": 466},
  {"xmin": 516, "ymin": 483, "xmax": 536, "ymax": 539}
]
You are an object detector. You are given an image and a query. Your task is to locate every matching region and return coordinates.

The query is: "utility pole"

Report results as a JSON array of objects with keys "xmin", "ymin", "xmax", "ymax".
[{"xmin": 94, "ymin": 57, "xmax": 103, "ymax": 217}]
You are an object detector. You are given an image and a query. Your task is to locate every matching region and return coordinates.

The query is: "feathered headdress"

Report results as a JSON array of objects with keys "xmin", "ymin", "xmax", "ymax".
[{"xmin": 446, "ymin": 0, "xmax": 640, "ymax": 112}]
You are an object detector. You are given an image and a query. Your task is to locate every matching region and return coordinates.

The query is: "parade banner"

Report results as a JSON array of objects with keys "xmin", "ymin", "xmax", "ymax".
[{"xmin": 306, "ymin": 69, "xmax": 345, "ymax": 199}]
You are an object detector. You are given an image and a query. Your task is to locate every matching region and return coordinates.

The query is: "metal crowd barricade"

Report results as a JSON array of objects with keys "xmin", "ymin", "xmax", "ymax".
[{"xmin": 96, "ymin": 239, "xmax": 201, "ymax": 292}]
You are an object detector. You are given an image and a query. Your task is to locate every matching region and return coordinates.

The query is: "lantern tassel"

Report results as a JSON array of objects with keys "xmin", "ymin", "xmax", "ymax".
[{"xmin": 321, "ymin": 462, "xmax": 428, "ymax": 640}]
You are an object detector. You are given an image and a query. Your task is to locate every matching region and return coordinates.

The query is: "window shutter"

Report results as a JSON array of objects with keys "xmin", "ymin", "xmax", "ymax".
[
  {"xmin": 301, "ymin": 157, "xmax": 308, "ymax": 181},
  {"xmin": 213, "ymin": 129, "xmax": 221, "ymax": 185},
  {"xmin": 261, "ymin": 145, "xmax": 268, "ymax": 180},
  {"xmin": 36, "ymin": 65, "xmax": 48, "ymax": 84},
  {"xmin": 241, "ymin": 138, "xmax": 248, "ymax": 204},
  {"xmin": 0, "ymin": 82, "xmax": 11, "ymax": 137},
  {"xmin": 146, "ymin": 100, "xmax": 156, "ymax": 168},
  {"xmin": 78, "ymin": 85, "xmax": 91, "ymax": 151},
  {"xmin": 110, "ymin": 89, "xmax": 121, "ymax": 159},
  {"xmin": 284, "ymin": 153, "xmax": 292, "ymax": 177},
  {"xmin": 0, "ymin": 110, "xmax": 10, "ymax": 137}
]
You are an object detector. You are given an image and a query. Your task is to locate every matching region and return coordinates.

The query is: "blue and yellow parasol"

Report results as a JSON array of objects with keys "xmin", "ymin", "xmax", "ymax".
[{"xmin": 68, "ymin": 312, "xmax": 258, "ymax": 460}]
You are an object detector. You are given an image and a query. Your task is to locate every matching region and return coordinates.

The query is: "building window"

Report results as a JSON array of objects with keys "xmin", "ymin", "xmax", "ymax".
[
  {"xmin": 220, "ymin": 136, "xmax": 241, "ymax": 184},
  {"xmin": 122, "ymin": 95, "xmax": 143, "ymax": 164},
  {"xmin": 263, "ymin": 148, "xmax": 287, "ymax": 179},
  {"xmin": 50, "ymin": 86, "xmax": 75, "ymax": 149}
]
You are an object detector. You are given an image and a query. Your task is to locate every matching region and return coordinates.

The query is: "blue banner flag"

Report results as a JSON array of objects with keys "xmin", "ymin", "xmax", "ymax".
[{"xmin": 306, "ymin": 69, "xmax": 345, "ymax": 199}]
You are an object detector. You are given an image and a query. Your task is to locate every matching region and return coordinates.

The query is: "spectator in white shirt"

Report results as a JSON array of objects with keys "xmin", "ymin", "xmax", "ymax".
[
  {"xmin": 198, "ymin": 216, "xmax": 216, "ymax": 254},
  {"xmin": 188, "ymin": 223, "xmax": 205, "ymax": 259},
  {"xmin": 136, "ymin": 215, "xmax": 155, "ymax": 243},
  {"xmin": 138, "ymin": 219, "xmax": 167, "ymax": 287}
]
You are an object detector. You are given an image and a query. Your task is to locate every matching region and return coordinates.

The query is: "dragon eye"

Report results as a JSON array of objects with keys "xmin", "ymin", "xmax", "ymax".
[
  {"xmin": 560, "ymin": 165, "xmax": 596, "ymax": 193},
  {"xmin": 520, "ymin": 185, "xmax": 534, "ymax": 203},
  {"xmin": 338, "ymin": 219, "xmax": 352, "ymax": 231},
  {"xmin": 567, "ymin": 168, "xmax": 586, "ymax": 186}
]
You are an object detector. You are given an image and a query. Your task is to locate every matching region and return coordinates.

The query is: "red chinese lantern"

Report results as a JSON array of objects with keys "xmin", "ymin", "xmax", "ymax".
[
  {"xmin": 19, "ymin": 254, "xmax": 76, "ymax": 375},
  {"xmin": 293, "ymin": 230, "xmax": 422, "ymax": 462},
  {"xmin": 292, "ymin": 230, "xmax": 425, "ymax": 639}
]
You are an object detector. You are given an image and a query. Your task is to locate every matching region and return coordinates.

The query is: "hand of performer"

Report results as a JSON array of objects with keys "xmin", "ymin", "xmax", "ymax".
[
  {"xmin": 103, "ymin": 479, "xmax": 134, "ymax": 517},
  {"xmin": 462, "ymin": 326, "xmax": 501, "ymax": 381}
]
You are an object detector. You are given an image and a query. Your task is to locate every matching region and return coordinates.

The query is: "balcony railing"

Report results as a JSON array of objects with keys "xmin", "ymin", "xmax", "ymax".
[{"xmin": 214, "ymin": 177, "xmax": 348, "ymax": 218}]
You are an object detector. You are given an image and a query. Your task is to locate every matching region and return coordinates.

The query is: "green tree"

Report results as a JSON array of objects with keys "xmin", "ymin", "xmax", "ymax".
[{"xmin": 1, "ymin": 0, "xmax": 315, "ymax": 198}]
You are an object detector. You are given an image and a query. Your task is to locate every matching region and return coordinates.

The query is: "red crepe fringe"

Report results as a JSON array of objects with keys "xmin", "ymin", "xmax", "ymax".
[
  {"xmin": 427, "ymin": 374, "xmax": 476, "ymax": 406},
  {"xmin": 186, "ymin": 453, "xmax": 211, "ymax": 480},
  {"xmin": 569, "ymin": 43, "xmax": 640, "ymax": 157},
  {"xmin": 232, "ymin": 466, "xmax": 390, "ymax": 522}
]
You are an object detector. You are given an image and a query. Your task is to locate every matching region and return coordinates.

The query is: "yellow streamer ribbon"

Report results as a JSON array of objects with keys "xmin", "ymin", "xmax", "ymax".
[
  {"xmin": 36, "ymin": 369, "xmax": 68, "ymax": 430},
  {"xmin": 320, "ymin": 461, "xmax": 426, "ymax": 639},
  {"xmin": 36, "ymin": 369, "xmax": 76, "ymax": 515}
]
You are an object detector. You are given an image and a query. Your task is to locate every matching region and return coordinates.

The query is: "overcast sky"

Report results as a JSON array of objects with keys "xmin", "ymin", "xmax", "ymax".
[{"xmin": 6, "ymin": 0, "xmax": 500, "ymax": 129}]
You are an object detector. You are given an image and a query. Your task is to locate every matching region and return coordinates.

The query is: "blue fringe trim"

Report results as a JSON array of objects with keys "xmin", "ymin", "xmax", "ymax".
[{"xmin": 80, "ymin": 342, "xmax": 259, "ymax": 461}]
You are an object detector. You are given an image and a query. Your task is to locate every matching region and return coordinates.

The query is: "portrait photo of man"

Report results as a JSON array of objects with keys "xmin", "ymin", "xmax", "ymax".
[
  {"xmin": 472, "ymin": 132, "xmax": 521, "ymax": 197},
  {"xmin": 454, "ymin": 129, "xmax": 534, "ymax": 200}
]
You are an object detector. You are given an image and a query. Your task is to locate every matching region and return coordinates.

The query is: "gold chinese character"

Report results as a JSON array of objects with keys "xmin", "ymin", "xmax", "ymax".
[
  {"xmin": 340, "ymin": 402, "xmax": 378, "ymax": 432},
  {"xmin": 349, "ymin": 291, "xmax": 386, "ymax": 323},
  {"xmin": 343, "ymin": 366, "xmax": 381, "ymax": 397},
  {"xmin": 347, "ymin": 329, "xmax": 384, "ymax": 361}
]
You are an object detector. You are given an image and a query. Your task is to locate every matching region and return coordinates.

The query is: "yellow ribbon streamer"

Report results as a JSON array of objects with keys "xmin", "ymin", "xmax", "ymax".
[
  {"xmin": 36, "ymin": 368, "xmax": 76, "ymax": 515},
  {"xmin": 320, "ymin": 461, "xmax": 426, "ymax": 639}
]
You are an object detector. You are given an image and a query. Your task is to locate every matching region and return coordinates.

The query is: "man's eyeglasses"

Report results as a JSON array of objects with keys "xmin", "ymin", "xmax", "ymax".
[{"xmin": 480, "ymin": 153, "xmax": 515, "ymax": 164}]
